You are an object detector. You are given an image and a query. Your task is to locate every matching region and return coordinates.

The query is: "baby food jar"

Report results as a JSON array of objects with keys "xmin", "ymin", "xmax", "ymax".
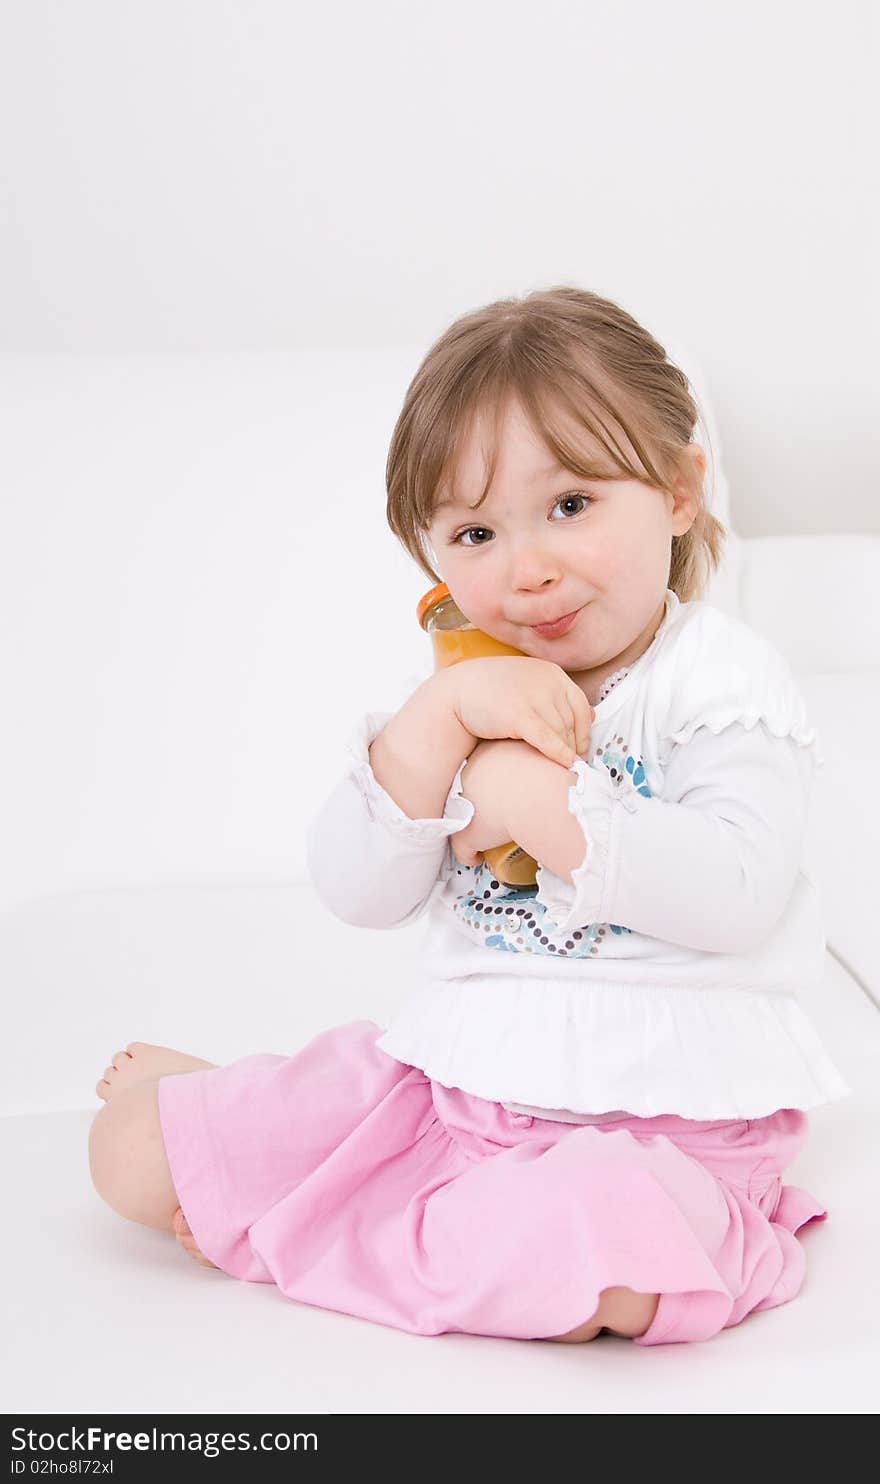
[{"xmin": 417, "ymin": 582, "xmax": 539, "ymax": 888}]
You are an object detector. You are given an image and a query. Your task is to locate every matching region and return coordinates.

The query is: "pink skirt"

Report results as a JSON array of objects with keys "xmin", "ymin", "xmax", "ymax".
[{"xmin": 156, "ymin": 1019, "xmax": 828, "ymax": 1345}]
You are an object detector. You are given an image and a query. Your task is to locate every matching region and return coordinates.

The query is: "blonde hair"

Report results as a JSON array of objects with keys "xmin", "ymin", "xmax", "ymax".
[{"xmin": 385, "ymin": 285, "xmax": 727, "ymax": 603}]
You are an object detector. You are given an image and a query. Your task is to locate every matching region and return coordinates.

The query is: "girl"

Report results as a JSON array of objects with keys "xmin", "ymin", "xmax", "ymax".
[{"xmin": 89, "ymin": 286, "xmax": 851, "ymax": 1346}]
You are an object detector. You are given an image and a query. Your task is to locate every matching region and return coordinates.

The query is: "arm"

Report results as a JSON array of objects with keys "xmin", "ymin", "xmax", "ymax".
[
  {"xmin": 306, "ymin": 673, "xmax": 478, "ymax": 930},
  {"xmin": 451, "ymin": 739, "xmax": 586, "ymax": 876},
  {"xmin": 368, "ymin": 670, "xmax": 477, "ymax": 821},
  {"xmin": 465, "ymin": 725, "xmax": 815, "ymax": 956},
  {"xmin": 497, "ymin": 743, "xmax": 588, "ymax": 880}
]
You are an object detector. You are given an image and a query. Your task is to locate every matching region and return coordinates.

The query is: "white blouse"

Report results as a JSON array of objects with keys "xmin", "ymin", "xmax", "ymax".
[{"xmin": 306, "ymin": 590, "xmax": 852, "ymax": 1122}]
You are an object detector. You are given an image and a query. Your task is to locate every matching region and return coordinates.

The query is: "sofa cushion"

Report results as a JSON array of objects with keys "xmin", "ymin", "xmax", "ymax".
[
  {"xmin": 740, "ymin": 534, "xmax": 880, "ymax": 674},
  {"xmin": 798, "ymin": 669, "xmax": 880, "ymax": 1004}
]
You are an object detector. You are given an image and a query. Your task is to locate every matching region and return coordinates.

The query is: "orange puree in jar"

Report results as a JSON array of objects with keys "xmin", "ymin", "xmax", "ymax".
[{"xmin": 417, "ymin": 582, "xmax": 539, "ymax": 888}]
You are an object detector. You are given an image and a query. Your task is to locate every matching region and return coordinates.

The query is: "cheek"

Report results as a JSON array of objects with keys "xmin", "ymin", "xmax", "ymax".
[
  {"xmin": 451, "ymin": 581, "xmax": 495, "ymax": 629},
  {"xmin": 438, "ymin": 557, "xmax": 489, "ymax": 621},
  {"xmin": 594, "ymin": 522, "xmax": 659, "ymax": 580},
  {"xmin": 574, "ymin": 535, "xmax": 625, "ymax": 585}
]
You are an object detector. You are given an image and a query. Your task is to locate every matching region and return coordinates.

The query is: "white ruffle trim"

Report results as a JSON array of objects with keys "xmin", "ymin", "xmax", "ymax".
[
  {"xmin": 533, "ymin": 759, "xmax": 631, "ymax": 938},
  {"xmin": 661, "ymin": 709, "xmax": 826, "ymax": 771},
  {"xmin": 657, "ymin": 606, "xmax": 827, "ymax": 770},
  {"xmin": 374, "ymin": 976, "xmax": 853, "ymax": 1121},
  {"xmin": 343, "ymin": 709, "xmax": 475, "ymax": 848}
]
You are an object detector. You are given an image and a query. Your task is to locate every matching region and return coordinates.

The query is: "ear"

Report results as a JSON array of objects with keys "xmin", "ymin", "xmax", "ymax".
[
  {"xmin": 687, "ymin": 441, "xmax": 706, "ymax": 477},
  {"xmin": 670, "ymin": 443, "xmax": 705, "ymax": 535}
]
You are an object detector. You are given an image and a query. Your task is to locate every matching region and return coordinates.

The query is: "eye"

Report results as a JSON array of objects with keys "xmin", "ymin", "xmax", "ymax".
[
  {"xmin": 551, "ymin": 493, "xmax": 592, "ymax": 520},
  {"xmin": 450, "ymin": 492, "xmax": 592, "ymax": 547}
]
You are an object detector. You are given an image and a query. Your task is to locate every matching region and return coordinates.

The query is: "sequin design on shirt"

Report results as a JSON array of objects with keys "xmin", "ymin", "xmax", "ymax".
[{"xmin": 450, "ymin": 725, "xmax": 653, "ymax": 959}]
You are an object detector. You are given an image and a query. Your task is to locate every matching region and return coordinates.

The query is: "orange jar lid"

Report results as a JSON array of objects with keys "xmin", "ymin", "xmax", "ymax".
[{"xmin": 416, "ymin": 581, "xmax": 451, "ymax": 630}]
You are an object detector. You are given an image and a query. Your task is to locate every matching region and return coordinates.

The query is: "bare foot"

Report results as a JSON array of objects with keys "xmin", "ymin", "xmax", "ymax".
[
  {"xmin": 545, "ymin": 1318, "xmax": 604, "ymax": 1343},
  {"xmin": 172, "ymin": 1206, "xmax": 219, "ymax": 1269},
  {"xmin": 95, "ymin": 1040, "xmax": 217, "ymax": 1103},
  {"xmin": 95, "ymin": 1041, "xmax": 220, "ymax": 1268},
  {"xmin": 546, "ymin": 1287, "xmax": 660, "ymax": 1342}
]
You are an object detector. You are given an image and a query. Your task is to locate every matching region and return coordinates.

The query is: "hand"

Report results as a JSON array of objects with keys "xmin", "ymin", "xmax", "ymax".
[
  {"xmin": 441, "ymin": 656, "xmax": 594, "ymax": 770},
  {"xmin": 450, "ymin": 738, "xmax": 526, "ymax": 867}
]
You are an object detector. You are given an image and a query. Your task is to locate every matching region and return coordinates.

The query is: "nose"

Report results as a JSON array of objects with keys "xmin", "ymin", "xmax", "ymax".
[{"xmin": 510, "ymin": 553, "xmax": 563, "ymax": 592}]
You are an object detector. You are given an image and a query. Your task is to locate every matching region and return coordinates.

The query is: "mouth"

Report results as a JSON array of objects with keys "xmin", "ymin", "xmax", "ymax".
[{"xmin": 528, "ymin": 607, "xmax": 581, "ymax": 639}]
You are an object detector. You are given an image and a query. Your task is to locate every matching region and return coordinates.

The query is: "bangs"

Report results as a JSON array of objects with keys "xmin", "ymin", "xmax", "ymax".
[{"xmin": 424, "ymin": 353, "xmax": 662, "ymax": 524}]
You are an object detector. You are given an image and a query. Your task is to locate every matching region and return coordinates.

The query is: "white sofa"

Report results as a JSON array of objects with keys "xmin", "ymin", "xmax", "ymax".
[{"xmin": 1, "ymin": 348, "xmax": 878, "ymax": 1414}]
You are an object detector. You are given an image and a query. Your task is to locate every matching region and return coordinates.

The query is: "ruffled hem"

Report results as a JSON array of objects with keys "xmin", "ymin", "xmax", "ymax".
[
  {"xmin": 374, "ymin": 976, "xmax": 853, "ymax": 1121},
  {"xmin": 343, "ymin": 708, "xmax": 475, "ymax": 848},
  {"xmin": 533, "ymin": 758, "xmax": 629, "ymax": 936},
  {"xmin": 772, "ymin": 1182, "xmax": 829, "ymax": 1236}
]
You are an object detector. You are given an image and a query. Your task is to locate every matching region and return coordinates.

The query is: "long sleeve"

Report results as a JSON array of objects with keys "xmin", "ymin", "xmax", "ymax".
[
  {"xmin": 533, "ymin": 721, "xmax": 815, "ymax": 952},
  {"xmin": 305, "ymin": 708, "xmax": 475, "ymax": 930}
]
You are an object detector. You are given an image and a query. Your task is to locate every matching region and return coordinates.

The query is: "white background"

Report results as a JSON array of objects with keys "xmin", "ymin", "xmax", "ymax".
[{"xmin": 0, "ymin": 0, "xmax": 876, "ymax": 534}]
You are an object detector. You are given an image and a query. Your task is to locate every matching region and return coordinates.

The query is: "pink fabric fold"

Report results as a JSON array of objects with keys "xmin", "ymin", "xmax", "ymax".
[{"xmin": 157, "ymin": 1019, "xmax": 828, "ymax": 1346}]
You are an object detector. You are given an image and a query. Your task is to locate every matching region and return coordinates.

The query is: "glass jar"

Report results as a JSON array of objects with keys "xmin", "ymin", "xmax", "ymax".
[{"xmin": 417, "ymin": 582, "xmax": 539, "ymax": 888}]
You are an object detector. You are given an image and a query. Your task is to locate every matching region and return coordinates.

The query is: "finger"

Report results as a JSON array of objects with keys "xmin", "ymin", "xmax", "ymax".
[
  {"xmin": 567, "ymin": 687, "xmax": 594, "ymax": 754},
  {"xmin": 548, "ymin": 699, "xmax": 577, "ymax": 759},
  {"xmin": 564, "ymin": 701, "xmax": 588, "ymax": 758},
  {"xmin": 529, "ymin": 712, "xmax": 576, "ymax": 768},
  {"xmin": 576, "ymin": 701, "xmax": 594, "ymax": 754},
  {"xmin": 552, "ymin": 698, "xmax": 576, "ymax": 751},
  {"xmin": 451, "ymin": 834, "xmax": 478, "ymax": 866},
  {"xmin": 562, "ymin": 696, "xmax": 582, "ymax": 755}
]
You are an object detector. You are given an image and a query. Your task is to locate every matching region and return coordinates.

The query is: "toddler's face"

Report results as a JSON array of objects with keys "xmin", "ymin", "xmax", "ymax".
[{"xmin": 426, "ymin": 394, "xmax": 702, "ymax": 698}]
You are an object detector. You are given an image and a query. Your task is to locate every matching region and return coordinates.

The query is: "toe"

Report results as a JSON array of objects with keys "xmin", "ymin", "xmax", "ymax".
[
  {"xmin": 112, "ymin": 1049, "xmax": 134, "ymax": 1069},
  {"xmin": 173, "ymin": 1207, "xmax": 217, "ymax": 1268}
]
